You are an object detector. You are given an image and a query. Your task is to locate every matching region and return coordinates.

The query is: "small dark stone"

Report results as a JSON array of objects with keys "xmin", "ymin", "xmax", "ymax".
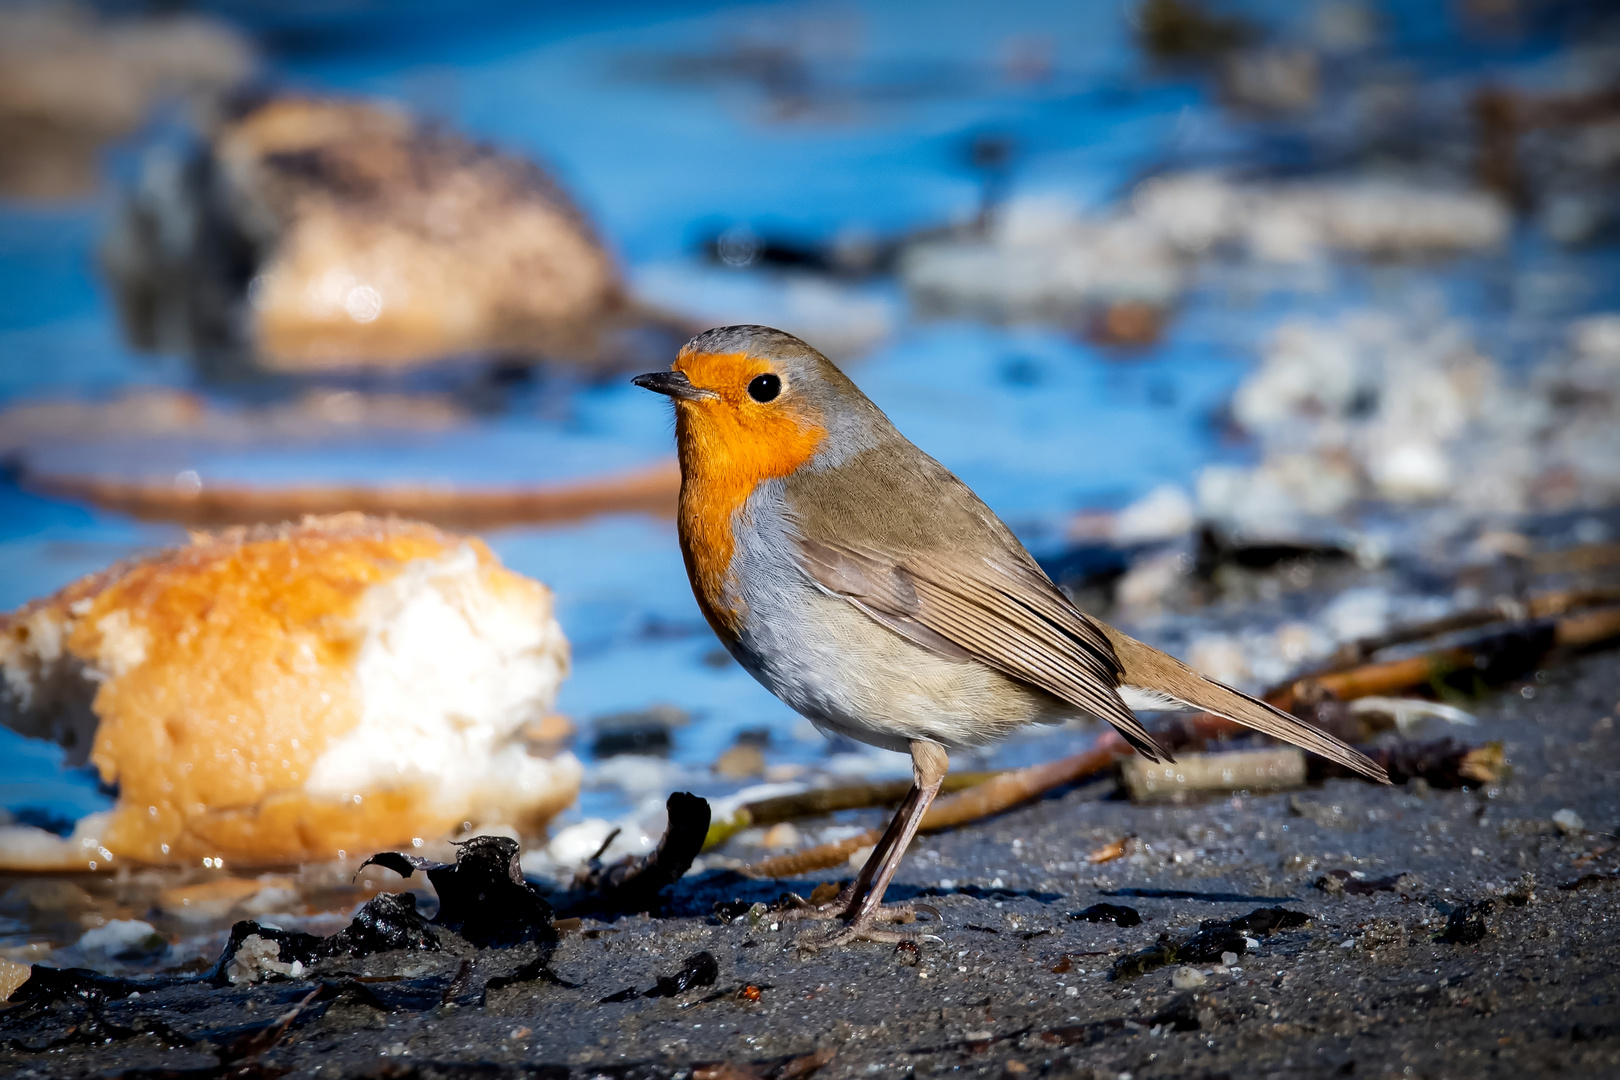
[
  {"xmin": 1111, "ymin": 935, "xmax": 1180, "ymax": 980},
  {"xmin": 1178, "ymin": 925, "xmax": 1248, "ymax": 964},
  {"xmin": 329, "ymin": 890, "xmax": 440, "ymax": 955},
  {"xmin": 646, "ymin": 950, "xmax": 720, "ymax": 998},
  {"xmin": 1226, "ymin": 907, "xmax": 1310, "ymax": 935},
  {"xmin": 1436, "ymin": 899, "xmax": 1494, "ymax": 945},
  {"xmin": 1070, "ymin": 903, "xmax": 1143, "ymax": 926},
  {"xmin": 590, "ymin": 705, "xmax": 688, "ymax": 758},
  {"xmin": 712, "ymin": 899, "xmax": 755, "ymax": 924},
  {"xmin": 1316, "ymin": 870, "xmax": 1410, "ymax": 896},
  {"xmin": 1147, "ymin": 991, "xmax": 1204, "ymax": 1032}
]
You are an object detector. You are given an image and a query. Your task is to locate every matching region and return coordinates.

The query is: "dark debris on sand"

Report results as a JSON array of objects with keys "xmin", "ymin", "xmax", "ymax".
[{"xmin": 3, "ymin": 659, "xmax": 1619, "ymax": 1079}]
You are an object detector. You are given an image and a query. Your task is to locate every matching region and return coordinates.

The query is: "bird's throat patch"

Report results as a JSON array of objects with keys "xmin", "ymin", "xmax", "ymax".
[{"xmin": 672, "ymin": 351, "xmax": 826, "ymax": 637}]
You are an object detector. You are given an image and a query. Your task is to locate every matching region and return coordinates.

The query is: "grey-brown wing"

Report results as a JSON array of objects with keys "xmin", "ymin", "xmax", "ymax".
[{"xmin": 796, "ymin": 535, "xmax": 1171, "ymax": 761}]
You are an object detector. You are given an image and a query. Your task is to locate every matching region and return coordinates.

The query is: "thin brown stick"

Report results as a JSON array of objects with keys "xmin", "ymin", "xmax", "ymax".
[
  {"xmin": 1555, "ymin": 606, "xmax": 1620, "ymax": 649},
  {"xmin": 1267, "ymin": 604, "xmax": 1620, "ymax": 715},
  {"xmin": 701, "ymin": 771, "xmax": 1002, "ymax": 852},
  {"xmin": 743, "ymin": 734, "xmax": 1131, "ymax": 879},
  {"xmin": 1303, "ymin": 587, "xmax": 1620, "ymax": 677},
  {"xmin": 22, "ymin": 460, "xmax": 680, "ymax": 529},
  {"xmin": 744, "ymin": 771, "xmax": 1001, "ymax": 826},
  {"xmin": 1534, "ymin": 544, "xmax": 1620, "ymax": 574},
  {"xmin": 746, "ymin": 832, "xmax": 883, "ymax": 879}
]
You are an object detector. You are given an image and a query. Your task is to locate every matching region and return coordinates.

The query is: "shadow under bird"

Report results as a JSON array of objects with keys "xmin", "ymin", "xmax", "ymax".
[{"xmin": 635, "ymin": 325, "xmax": 1388, "ymax": 947}]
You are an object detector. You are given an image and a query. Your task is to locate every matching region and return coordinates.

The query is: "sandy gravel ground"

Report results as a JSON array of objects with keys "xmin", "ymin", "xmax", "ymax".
[{"xmin": 2, "ymin": 655, "xmax": 1617, "ymax": 1080}]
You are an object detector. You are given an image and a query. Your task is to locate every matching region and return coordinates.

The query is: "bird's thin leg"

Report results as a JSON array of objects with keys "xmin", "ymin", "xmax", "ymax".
[
  {"xmin": 798, "ymin": 741, "xmax": 948, "ymax": 948},
  {"xmin": 778, "ymin": 762, "xmax": 924, "ymax": 922}
]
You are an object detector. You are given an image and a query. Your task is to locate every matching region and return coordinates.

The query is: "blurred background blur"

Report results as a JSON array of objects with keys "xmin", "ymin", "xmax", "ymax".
[{"xmin": 2, "ymin": 0, "xmax": 1619, "ymax": 869}]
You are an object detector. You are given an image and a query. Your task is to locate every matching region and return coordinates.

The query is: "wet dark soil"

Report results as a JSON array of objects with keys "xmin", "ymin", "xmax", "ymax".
[{"xmin": 3, "ymin": 655, "xmax": 1617, "ymax": 1080}]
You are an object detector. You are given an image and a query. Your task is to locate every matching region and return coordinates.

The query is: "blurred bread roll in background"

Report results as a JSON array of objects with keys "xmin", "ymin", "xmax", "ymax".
[{"xmin": 0, "ymin": 513, "xmax": 579, "ymax": 869}]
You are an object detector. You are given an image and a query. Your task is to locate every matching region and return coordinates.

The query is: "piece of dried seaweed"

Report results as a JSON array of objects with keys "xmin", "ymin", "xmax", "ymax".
[
  {"xmin": 598, "ymin": 950, "xmax": 720, "ymax": 1004},
  {"xmin": 1435, "ymin": 899, "xmax": 1494, "ymax": 945},
  {"xmin": 1109, "ymin": 905, "xmax": 1308, "ymax": 980},
  {"xmin": 1069, "ymin": 903, "xmax": 1142, "ymax": 926},
  {"xmin": 563, "ymin": 792, "xmax": 710, "ymax": 915},
  {"xmin": 360, "ymin": 834, "xmax": 556, "ymax": 948}
]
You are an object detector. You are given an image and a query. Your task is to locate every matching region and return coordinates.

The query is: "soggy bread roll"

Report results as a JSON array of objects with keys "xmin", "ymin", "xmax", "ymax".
[{"xmin": 0, "ymin": 514, "xmax": 578, "ymax": 868}]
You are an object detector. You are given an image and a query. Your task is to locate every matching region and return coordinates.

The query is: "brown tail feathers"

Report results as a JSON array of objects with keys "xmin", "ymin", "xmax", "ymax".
[{"xmin": 1097, "ymin": 623, "xmax": 1391, "ymax": 784}]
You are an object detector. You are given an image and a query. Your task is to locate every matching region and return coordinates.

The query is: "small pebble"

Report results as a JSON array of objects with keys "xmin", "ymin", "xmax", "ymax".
[
  {"xmin": 1172, "ymin": 966, "xmax": 1207, "ymax": 989},
  {"xmin": 1552, "ymin": 809, "xmax": 1585, "ymax": 836},
  {"xmin": 78, "ymin": 919, "xmax": 165, "ymax": 961},
  {"xmin": 759, "ymin": 823, "xmax": 801, "ymax": 851},
  {"xmin": 0, "ymin": 880, "xmax": 94, "ymax": 914},
  {"xmin": 713, "ymin": 743, "xmax": 766, "ymax": 779},
  {"xmin": 0, "ymin": 958, "xmax": 30, "ymax": 1002}
]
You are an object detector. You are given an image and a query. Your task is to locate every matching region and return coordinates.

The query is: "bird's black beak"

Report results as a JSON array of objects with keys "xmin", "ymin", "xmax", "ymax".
[{"xmin": 632, "ymin": 370, "xmax": 712, "ymax": 401}]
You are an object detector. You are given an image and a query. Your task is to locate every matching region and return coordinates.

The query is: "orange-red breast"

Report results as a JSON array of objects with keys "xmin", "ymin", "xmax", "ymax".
[{"xmin": 635, "ymin": 325, "xmax": 1387, "ymax": 946}]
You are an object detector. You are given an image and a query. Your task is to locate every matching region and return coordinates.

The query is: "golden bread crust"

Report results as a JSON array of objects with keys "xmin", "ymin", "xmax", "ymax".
[{"xmin": 2, "ymin": 513, "xmax": 573, "ymax": 866}]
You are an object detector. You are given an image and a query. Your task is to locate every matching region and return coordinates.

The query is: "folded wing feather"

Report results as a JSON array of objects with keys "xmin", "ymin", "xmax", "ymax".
[{"xmin": 794, "ymin": 535, "xmax": 1389, "ymax": 783}]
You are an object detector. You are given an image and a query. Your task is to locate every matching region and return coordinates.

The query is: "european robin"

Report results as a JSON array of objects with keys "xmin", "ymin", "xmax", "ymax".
[{"xmin": 635, "ymin": 325, "xmax": 1387, "ymax": 947}]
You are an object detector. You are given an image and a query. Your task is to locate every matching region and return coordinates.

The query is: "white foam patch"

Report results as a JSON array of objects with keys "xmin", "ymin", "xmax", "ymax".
[{"xmin": 306, "ymin": 545, "xmax": 579, "ymax": 819}]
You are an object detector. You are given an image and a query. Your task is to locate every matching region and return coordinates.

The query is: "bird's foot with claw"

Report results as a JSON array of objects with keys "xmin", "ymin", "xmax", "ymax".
[
  {"xmin": 777, "ymin": 892, "xmax": 936, "ymax": 927},
  {"xmin": 795, "ymin": 916, "xmax": 940, "ymax": 953},
  {"xmin": 772, "ymin": 890, "xmax": 850, "ymax": 923}
]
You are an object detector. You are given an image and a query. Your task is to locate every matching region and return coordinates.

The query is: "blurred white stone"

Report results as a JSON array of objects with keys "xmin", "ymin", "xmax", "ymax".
[
  {"xmin": 1314, "ymin": 2, "xmax": 1379, "ymax": 52},
  {"xmin": 1195, "ymin": 464, "xmax": 1305, "ymax": 537},
  {"xmin": 1221, "ymin": 48, "xmax": 1320, "ymax": 112},
  {"xmin": 1172, "ymin": 965, "xmax": 1208, "ymax": 989},
  {"xmin": 899, "ymin": 174, "xmax": 1507, "ymax": 326},
  {"xmin": 1541, "ymin": 192, "xmax": 1608, "ymax": 246},
  {"xmin": 1272, "ymin": 621, "xmax": 1331, "ymax": 665},
  {"xmin": 901, "ymin": 195, "xmax": 1183, "ymax": 322},
  {"xmin": 544, "ymin": 819, "xmax": 618, "ymax": 867},
  {"xmin": 760, "ymin": 823, "xmax": 801, "ymax": 851},
  {"xmin": 1552, "ymin": 809, "xmax": 1585, "ymax": 836},
  {"xmin": 632, "ymin": 262, "xmax": 898, "ymax": 360},
  {"xmin": 78, "ymin": 919, "xmax": 165, "ymax": 961},
  {"xmin": 1113, "ymin": 485, "xmax": 1196, "ymax": 544},
  {"xmin": 1571, "ymin": 314, "xmax": 1620, "ymax": 361},
  {"xmin": 1365, "ymin": 440, "xmax": 1451, "ymax": 502},
  {"xmin": 1132, "ymin": 173, "xmax": 1244, "ymax": 254},
  {"xmin": 1192, "ymin": 303, "xmax": 1620, "ymax": 536},
  {"xmin": 822, "ymin": 749, "xmax": 911, "ymax": 779},
  {"xmin": 1115, "ymin": 549, "xmax": 1189, "ymax": 614},
  {"xmin": 1319, "ymin": 587, "xmax": 1390, "ymax": 642},
  {"xmin": 1308, "ymin": 183, "xmax": 1509, "ymax": 256},
  {"xmin": 589, "ymin": 754, "xmax": 681, "ymax": 797},
  {"xmin": 1187, "ymin": 635, "xmax": 1250, "ymax": 686}
]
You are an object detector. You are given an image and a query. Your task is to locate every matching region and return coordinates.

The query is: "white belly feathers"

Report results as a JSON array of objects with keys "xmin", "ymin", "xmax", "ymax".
[{"xmin": 720, "ymin": 481, "xmax": 1066, "ymax": 752}]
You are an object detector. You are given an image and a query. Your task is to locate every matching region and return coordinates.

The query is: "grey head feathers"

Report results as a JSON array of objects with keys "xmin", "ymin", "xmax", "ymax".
[{"xmin": 681, "ymin": 325, "xmax": 894, "ymax": 467}]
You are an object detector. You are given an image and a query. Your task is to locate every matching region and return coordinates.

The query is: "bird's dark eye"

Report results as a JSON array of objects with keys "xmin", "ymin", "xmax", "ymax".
[{"xmin": 747, "ymin": 373, "xmax": 781, "ymax": 403}]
